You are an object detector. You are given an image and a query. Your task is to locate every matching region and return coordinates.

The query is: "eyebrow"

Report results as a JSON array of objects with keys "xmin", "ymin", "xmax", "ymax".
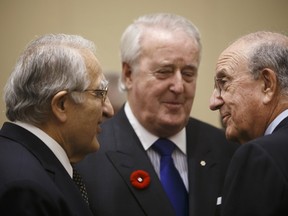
[
  {"xmin": 98, "ymin": 79, "xmax": 109, "ymax": 89},
  {"xmin": 215, "ymin": 69, "xmax": 229, "ymax": 78}
]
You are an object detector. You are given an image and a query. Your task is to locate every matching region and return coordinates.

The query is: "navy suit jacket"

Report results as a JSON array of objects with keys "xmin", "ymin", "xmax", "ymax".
[
  {"xmin": 78, "ymin": 107, "xmax": 239, "ymax": 216},
  {"xmin": 0, "ymin": 122, "xmax": 94, "ymax": 216},
  {"xmin": 221, "ymin": 117, "xmax": 288, "ymax": 216}
]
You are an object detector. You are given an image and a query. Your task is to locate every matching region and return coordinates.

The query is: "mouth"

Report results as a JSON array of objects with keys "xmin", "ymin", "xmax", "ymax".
[
  {"xmin": 163, "ymin": 100, "xmax": 183, "ymax": 109},
  {"xmin": 166, "ymin": 102, "xmax": 181, "ymax": 107},
  {"xmin": 221, "ymin": 113, "xmax": 230, "ymax": 127}
]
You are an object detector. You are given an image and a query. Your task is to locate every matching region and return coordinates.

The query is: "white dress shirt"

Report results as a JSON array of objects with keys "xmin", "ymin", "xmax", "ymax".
[
  {"xmin": 264, "ymin": 109, "xmax": 288, "ymax": 135},
  {"xmin": 14, "ymin": 121, "xmax": 73, "ymax": 178},
  {"xmin": 124, "ymin": 103, "xmax": 189, "ymax": 191}
]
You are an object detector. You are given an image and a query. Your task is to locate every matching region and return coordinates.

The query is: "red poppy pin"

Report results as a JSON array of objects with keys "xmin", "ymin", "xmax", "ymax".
[{"xmin": 130, "ymin": 170, "xmax": 151, "ymax": 189}]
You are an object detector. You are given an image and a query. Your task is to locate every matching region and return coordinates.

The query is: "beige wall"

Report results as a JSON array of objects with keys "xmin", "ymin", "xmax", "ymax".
[{"xmin": 1, "ymin": 0, "xmax": 287, "ymax": 128}]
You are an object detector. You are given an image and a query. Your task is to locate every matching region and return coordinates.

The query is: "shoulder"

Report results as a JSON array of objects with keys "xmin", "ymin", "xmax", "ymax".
[
  {"xmin": 233, "ymin": 131, "xmax": 288, "ymax": 178},
  {"xmin": 187, "ymin": 117, "xmax": 225, "ymax": 134},
  {"xmin": 235, "ymin": 130, "xmax": 288, "ymax": 159},
  {"xmin": 186, "ymin": 117, "xmax": 230, "ymax": 144},
  {"xmin": 186, "ymin": 117, "xmax": 239, "ymax": 154},
  {"xmin": 0, "ymin": 179, "xmax": 71, "ymax": 215}
]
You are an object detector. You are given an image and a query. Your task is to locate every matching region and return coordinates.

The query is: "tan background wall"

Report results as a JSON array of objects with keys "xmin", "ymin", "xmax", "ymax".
[{"xmin": 1, "ymin": 0, "xmax": 287, "ymax": 128}]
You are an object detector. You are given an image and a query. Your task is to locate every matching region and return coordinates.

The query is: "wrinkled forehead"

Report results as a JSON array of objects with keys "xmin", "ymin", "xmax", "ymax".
[
  {"xmin": 81, "ymin": 49, "xmax": 102, "ymax": 78},
  {"xmin": 141, "ymin": 27, "xmax": 200, "ymax": 49},
  {"xmin": 216, "ymin": 31, "xmax": 288, "ymax": 76},
  {"xmin": 216, "ymin": 42, "xmax": 249, "ymax": 76},
  {"xmin": 140, "ymin": 28, "xmax": 201, "ymax": 66}
]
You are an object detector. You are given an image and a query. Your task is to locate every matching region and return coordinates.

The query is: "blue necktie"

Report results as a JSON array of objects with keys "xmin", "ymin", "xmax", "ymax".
[{"xmin": 153, "ymin": 138, "xmax": 188, "ymax": 216}]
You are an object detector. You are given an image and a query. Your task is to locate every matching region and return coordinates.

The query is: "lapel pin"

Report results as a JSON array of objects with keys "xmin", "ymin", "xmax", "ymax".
[
  {"xmin": 200, "ymin": 160, "xmax": 206, "ymax": 166},
  {"xmin": 130, "ymin": 170, "xmax": 151, "ymax": 189}
]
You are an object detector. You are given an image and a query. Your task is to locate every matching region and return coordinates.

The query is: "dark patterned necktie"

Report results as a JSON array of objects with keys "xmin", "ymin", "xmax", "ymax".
[
  {"xmin": 72, "ymin": 166, "xmax": 89, "ymax": 205},
  {"xmin": 153, "ymin": 138, "xmax": 188, "ymax": 216}
]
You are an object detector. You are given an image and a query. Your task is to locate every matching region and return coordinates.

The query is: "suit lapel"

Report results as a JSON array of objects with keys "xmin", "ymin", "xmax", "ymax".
[
  {"xmin": 186, "ymin": 119, "xmax": 219, "ymax": 216},
  {"xmin": 104, "ymin": 110, "xmax": 222, "ymax": 216},
  {"xmin": 106, "ymin": 110, "xmax": 175, "ymax": 215},
  {"xmin": 0, "ymin": 122, "xmax": 93, "ymax": 216}
]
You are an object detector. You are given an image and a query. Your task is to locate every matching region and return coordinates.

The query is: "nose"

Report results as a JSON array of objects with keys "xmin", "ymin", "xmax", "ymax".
[
  {"xmin": 209, "ymin": 89, "xmax": 224, "ymax": 110},
  {"xmin": 169, "ymin": 71, "xmax": 184, "ymax": 93},
  {"xmin": 103, "ymin": 97, "xmax": 114, "ymax": 118}
]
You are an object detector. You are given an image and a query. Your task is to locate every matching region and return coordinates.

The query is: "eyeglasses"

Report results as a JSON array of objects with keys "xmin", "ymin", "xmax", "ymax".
[
  {"xmin": 84, "ymin": 88, "xmax": 108, "ymax": 102},
  {"xmin": 214, "ymin": 76, "xmax": 225, "ymax": 97},
  {"xmin": 84, "ymin": 79, "xmax": 109, "ymax": 102}
]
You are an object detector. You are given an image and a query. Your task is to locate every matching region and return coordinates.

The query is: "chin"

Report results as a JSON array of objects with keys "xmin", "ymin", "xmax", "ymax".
[
  {"xmin": 225, "ymin": 129, "xmax": 240, "ymax": 143},
  {"xmin": 225, "ymin": 127, "xmax": 233, "ymax": 140},
  {"xmin": 93, "ymin": 141, "xmax": 100, "ymax": 151},
  {"xmin": 88, "ymin": 139, "xmax": 100, "ymax": 153}
]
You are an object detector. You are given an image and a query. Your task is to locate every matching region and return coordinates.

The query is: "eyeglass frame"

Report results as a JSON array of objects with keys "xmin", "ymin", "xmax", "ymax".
[
  {"xmin": 84, "ymin": 79, "xmax": 109, "ymax": 103},
  {"xmin": 214, "ymin": 76, "xmax": 225, "ymax": 97},
  {"xmin": 214, "ymin": 71, "xmax": 256, "ymax": 97}
]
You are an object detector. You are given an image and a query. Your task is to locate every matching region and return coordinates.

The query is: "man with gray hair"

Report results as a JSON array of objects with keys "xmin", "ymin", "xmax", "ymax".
[
  {"xmin": 210, "ymin": 31, "xmax": 288, "ymax": 215},
  {"xmin": 78, "ymin": 13, "xmax": 238, "ymax": 216},
  {"xmin": 0, "ymin": 33, "xmax": 113, "ymax": 215}
]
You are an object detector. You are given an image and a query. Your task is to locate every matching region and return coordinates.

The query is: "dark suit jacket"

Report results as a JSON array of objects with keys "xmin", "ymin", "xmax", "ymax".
[
  {"xmin": 78, "ymin": 107, "xmax": 239, "ymax": 216},
  {"xmin": 221, "ymin": 117, "xmax": 288, "ymax": 216},
  {"xmin": 0, "ymin": 122, "xmax": 94, "ymax": 216}
]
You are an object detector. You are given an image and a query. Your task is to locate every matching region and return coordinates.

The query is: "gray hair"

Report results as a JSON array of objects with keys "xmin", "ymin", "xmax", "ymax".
[
  {"xmin": 239, "ymin": 31, "xmax": 288, "ymax": 92},
  {"xmin": 4, "ymin": 33, "xmax": 97, "ymax": 124},
  {"xmin": 119, "ymin": 13, "xmax": 201, "ymax": 90}
]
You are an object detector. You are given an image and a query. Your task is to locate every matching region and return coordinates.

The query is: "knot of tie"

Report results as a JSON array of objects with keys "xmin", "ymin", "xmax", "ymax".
[{"xmin": 153, "ymin": 138, "xmax": 175, "ymax": 156}]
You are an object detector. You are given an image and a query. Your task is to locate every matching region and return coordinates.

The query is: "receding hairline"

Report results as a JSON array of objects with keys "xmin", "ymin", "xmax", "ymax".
[{"xmin": 224, "ymin": 31, "xmax": 288, "ymax": 55}]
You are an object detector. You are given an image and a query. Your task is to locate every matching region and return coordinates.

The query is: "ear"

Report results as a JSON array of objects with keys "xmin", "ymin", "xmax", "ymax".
[
  {"xmin": 122, "ymin": 62, "xmax": 133, "ymax": 90},
  {"xmin": 51, "ymin": 91, "xmax": 69, "ymax": 122},
  {"xmin": 261, "ymin": 68, "xmax": 277, "ymax": 104}
]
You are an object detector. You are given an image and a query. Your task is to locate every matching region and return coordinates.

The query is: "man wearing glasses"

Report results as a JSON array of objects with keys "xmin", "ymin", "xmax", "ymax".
[
  {"xmin": 0, "ymin": 33, "xmax": 113, "ymax": 215},
  {"xmin": 210, "ymin": 31, "xmax": 288, "ymax": 215}
]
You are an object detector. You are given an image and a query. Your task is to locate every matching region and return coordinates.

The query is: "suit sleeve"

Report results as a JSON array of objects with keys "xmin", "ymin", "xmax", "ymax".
[
  {"xmin": 0, "ymin": 180, "xmax": 71, "ymax": 216},
  {"xmin": 221, "ymin": 143, "xmax": 287, "ymax": 216}
]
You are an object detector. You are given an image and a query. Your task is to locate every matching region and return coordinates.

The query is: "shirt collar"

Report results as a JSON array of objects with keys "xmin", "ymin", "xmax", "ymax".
[
  {"xmin": 124, "ymin": 102, "xmax": 187, "ymax": 154},
  {"xmin": 264, "ymin": 109, "xmax": 288, "ymax": 135},
  {"xmin": 14, "ymin": 121, "xmax": 73, "ymax": 178}
]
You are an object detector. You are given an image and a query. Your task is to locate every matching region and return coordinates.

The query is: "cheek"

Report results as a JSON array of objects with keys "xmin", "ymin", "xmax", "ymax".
[
  {"xmin": 230, "ymin": 93, "xmax": 259, "ymax": 126},
  {"xmin": 82, "ymin": 103, "xmax": 103, "ymax": 127},
  {"xmin": 134, "ymin": 79, "xmax": 161, "ymax": 101},
  {"xmin": 90, "ymin": 107, "xmax": 103, "ymax": 123},
  {"xmin": 184, "ymin": 83, "xmax": 196, "ymax": 101},
  {"xmin": 186, "ymin": 82, "xmax": 196, "ymax": 98}
]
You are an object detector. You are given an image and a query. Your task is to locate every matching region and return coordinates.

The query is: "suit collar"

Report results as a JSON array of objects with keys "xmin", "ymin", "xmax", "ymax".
[
  {"xmin": 124, "ymin": 102, "xmax": 187, "ymax": 153},
  {"xmin": 13, "ymin": 121, "xmax": 73, "ymax": 177},
  {"xmin": 0, "ymin": 122, "xmax": 94, "ymax": 216},
  {"xmin": 0, "ymin": 122, "xmax": 62, "ymax": 172},
  {"xmin": 265, "ymin": 109, "xmax": 288, "ymax": 134},
  {"xmin": 273, "ymin": 116, "xmax": 288, "ymax": 132}
]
